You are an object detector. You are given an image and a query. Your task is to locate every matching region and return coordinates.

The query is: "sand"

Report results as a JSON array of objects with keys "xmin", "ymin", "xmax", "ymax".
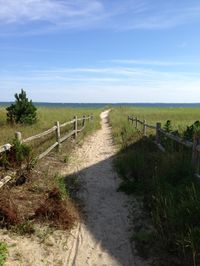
[{"xmin": 1, "ymin": 110, "xmax": 148, "ymax": 266}]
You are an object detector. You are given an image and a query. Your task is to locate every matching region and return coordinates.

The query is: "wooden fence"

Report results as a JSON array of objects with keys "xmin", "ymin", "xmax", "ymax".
[
  {"xmin": 0, "ymin": 114, "xmax": 94, "ymax": 161},
  {"xmin": 128, "ymin": 115, "xmax": 200, "ymax": 179}
]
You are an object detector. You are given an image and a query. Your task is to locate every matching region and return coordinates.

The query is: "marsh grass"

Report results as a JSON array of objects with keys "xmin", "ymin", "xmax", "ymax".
[{"xmin": 110, "ymin": 107, "xmax": 200, "ymax": 265}]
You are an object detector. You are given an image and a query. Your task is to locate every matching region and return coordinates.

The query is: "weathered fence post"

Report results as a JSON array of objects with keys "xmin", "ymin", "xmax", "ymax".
[
  {"xmin": 55, "ymin": 121, "xmax": 61, "ymax": 151},
  {"xmin": 192, "ymin": 134, "xmax": 200, "ymax": 175},
  {"xmin": 156, "ymin": 122, "xmax": 161, "ymax": 145},
  {"xmin": 74, "ymin": 116, "xmax": 78, "ymax": 139},
  {"xmin": 143, "ymin": 120, "xmax": 147, "ymax": 136},
  {"xmin": 128, "ymin": 115, "xmax": 130, "ymax": 122},
  {"xmin": 91, "ymin": 114, "xmax": 94, "ymax": 121},
  {"xmin": 135, "ymin": 117, "xmax": 138, "ymax": 129},
  {"xmin": 15, "ymin": 132, "xmax": 22, "ymax": 144},
  {"xmin": 82, "ymin": 115, "xmax": 86, "ymax": 127}
]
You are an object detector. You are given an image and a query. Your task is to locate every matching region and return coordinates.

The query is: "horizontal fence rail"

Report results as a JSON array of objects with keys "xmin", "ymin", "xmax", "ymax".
[
  {"xmin": 128, "ymin": 115, "xmax": 200, "ymax": 179},
  {"xmin": 0, "ymin": 144, "xmax": 12, "ymax": 153},
  {"xmin": 23, "ymin": 126, "xmax": 57, "ymax": 143},
  {"xmin": 0, "ymin": 114, "xmax": 94, "ymax": 162}
]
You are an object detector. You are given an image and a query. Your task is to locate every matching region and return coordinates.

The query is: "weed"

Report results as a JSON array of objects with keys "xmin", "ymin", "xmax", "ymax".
[
  {"xmin": 2, "ymin": 139, "xmax": 34, "ymax": 171},
  {"xmin": 13, "ymin": 221, "xmax": 35, "ymax": 235},
  {"xmin": 0, "ymin": 242, "xmax": 8, "ymax": 266},
  {"xmin": 64, "ymin": 174, "xmax": 80, "ymax": 198},
  {"xmin": 55, "ymin": 175, "xmax": 69, "ymax": 200},
  {"xmin": 63, "ymin": 155, "xmax": 69, "ymax": 163}
]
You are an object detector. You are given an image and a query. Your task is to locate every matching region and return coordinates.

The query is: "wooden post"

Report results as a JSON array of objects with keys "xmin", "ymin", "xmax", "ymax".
[
  {"xmin": 55, "ymin": 121, "xmax": 61, "ymax": 151},
  {"xmin": 91, "ymin": 114, "xmax": 94, "ymax": 121},
  {"xmin": 135, "ymin": 117, "xmax": 138, "ymax": 129},
  {"xmin": 192, "ymin": 134, "xmax": 200, "ymax": 175},
  {"xmin": 128, "ymin": 115, "xmax": 130, "ymax": 122},
  {"xmin": 15, "ymin": 132, "xmax": 22, "ymax": 144},
  {"xmin": 143, "ymin": 120, "xmax": 147, "ymax": 136},
  {"xmin": 82, "ymin": 115, "xmax": 86, "ymax": 127},
  {"xmin": 74, "ymin": 116, "xmax": 78, "ymax": 139},
  {"xmin": 156, "ymin": 122, "xmax": 161, "ymax": 144}
]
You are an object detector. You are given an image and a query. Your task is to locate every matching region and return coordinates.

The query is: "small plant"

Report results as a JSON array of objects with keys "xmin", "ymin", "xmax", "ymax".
[
  {"xmin": 0, "ymin": 242, "xmax": 8, "ymax": 266},
  {"xmin": 5, "ymin": 139, "xmax": 35, "ymax": 172},
  {"xmin": 0, "ymin": 153, "xmax": 10, "ymax": 169},
  {"xmin": 11, "ymin": 139, "xmax": 31, "ymax": 166},
  {"xmin": 14, "ymin": 221, "xmax": 35, "ymax": 235},
  {"xmin": 6, "ymin": 89, "xmax": 37, "ymax": 125},
  {"xmin": 55, "ymin": 174, "xmax": 69, "ymax": 200},
  {"xmin": 183, "ymin": 121, "xmax": 200, "ymax": 141},
  {"xmin": 163, "ymin": 120, "xmax": 173, "ymax": 133},
  {"xmin": 63, "ymin": 155, "xmax": 69, "ymax": 163}
]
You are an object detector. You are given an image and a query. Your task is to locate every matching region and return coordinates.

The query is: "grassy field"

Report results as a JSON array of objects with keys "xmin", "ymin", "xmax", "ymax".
[
  {"xmin": 0, "ymin": 107, "xmax": 101, "ymax": 146},
  {"xmin": 0, "ymin": 107, "xmax": 102, "ymax": 161},
  {"xmin": 110, "ymin": 106, "xmax": 200, "ymax": 147},
  {"xmin": 109, "ymin": 107, "xmax": 200, "ymax": 266}
]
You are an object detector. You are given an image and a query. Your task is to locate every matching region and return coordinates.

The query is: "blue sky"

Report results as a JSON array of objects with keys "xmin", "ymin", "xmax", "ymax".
[{"xmin": 1, "ymin": 0, "xmax": 200, "ymax": 103}]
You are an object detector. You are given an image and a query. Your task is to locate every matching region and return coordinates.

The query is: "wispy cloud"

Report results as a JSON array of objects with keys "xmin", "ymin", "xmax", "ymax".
[
  {"xmin": 0, "ymin": 0, "xmax": 105, "ymax": 35},
  {"xmin": 1, "ymin": 63, "xmax": 200, "ymax": 102},
  {"xmin": 0, "ymin": 0, "xmax": 103, "ymax": 24},
  {"xmin": 0, "ymin": 0, "xmax": 200, "ymax": 35},
  {"xmin": 106, "ymin": 59, "xmax": 200, "ymax": 66}
]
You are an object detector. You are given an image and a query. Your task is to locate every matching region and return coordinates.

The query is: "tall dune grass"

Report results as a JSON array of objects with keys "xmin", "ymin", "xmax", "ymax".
[
  {"xmin": 0, "ymin": 107, "xmax": 101, "ymax": 146},
  {"xmin": 109, "ymin": 107, "xmax": 200, "ymax": 265}
]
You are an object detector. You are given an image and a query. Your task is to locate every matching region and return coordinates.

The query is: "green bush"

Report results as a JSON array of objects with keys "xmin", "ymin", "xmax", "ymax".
[
  {"xmin": 11, "ymin": 139, "xmax": 32, "ymax": 169},
  {"xmin": 6, "ymin": 89, "xmax": 37, "ymax": 125}
]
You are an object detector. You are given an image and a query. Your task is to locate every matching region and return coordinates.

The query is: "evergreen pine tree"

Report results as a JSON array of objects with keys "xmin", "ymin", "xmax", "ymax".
[{"xmin": 6, "ymin": 89, "xmax": 37, "ymax": 125}]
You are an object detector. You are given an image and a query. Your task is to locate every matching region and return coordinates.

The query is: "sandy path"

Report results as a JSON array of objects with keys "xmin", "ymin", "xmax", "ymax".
[
  {"xmin": 0, "ymin": 110, "xmax": 148, "ymax": 266},
  {"xmin": 64, "ymin": 110, "xmax": 135, "ymax": 266}
]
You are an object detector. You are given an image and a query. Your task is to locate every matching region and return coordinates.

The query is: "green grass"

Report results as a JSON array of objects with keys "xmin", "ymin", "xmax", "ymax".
[
  {"xmin": 109, "ymin": 107, "xmax": 200, "ymax": 266},
  {"xmin": 109, "ymin": 106, "xmax": 200, "ymax": 145},
  {"xmin": 0, "ymin": 107, "xmax": 101, "ymax": 144},
  {"xmin": 0, "ymin": 107, "xmax": 101, "ymax": 156},
  {"xmin": 55, "ymin": 174, "xmax": 69, "ymax": 200},
  {"xmin": 0, "ymin": 242, "xmax": 8, "ymax": 266}
]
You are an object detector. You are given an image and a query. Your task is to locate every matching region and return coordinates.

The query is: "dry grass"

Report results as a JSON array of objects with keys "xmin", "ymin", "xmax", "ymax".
[
  {"xmin": 0, "ymin": 153, "xmax": 81, "ymax": 232},
  {"xmin": 35, "ymin": 188, "xmax": 78, "ymax": 230}
]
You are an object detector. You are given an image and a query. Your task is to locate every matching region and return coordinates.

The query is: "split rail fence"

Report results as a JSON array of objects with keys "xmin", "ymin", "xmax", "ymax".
[
  {"xmin": 0, "ymin": 114, "xmax": 94, "ymax": 161},
  {"xmin": 128, "ymin": 115, "xmax": 200, "ymax": 179}
]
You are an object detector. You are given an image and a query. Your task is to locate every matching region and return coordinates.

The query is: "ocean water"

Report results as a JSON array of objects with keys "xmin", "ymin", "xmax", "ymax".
[{"xmin": 1, "ymin": 102, "xmax": 200, "ymax": 108}]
